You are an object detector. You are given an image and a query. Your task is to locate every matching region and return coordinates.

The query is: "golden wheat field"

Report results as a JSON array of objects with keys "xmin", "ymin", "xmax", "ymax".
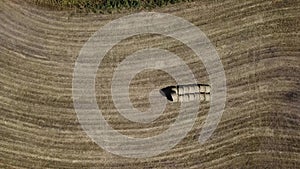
[{"xmin": 0, "ymin": 0, "xmax": 300, "ymax": 168}]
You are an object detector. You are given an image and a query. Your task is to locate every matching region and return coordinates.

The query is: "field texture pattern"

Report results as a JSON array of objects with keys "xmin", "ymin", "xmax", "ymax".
[{"xmin": 0, "ymin": 0, "xmax": 300, "ymax": 168}]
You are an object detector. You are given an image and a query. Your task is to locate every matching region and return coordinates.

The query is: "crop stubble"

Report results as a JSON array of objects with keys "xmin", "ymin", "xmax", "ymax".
[{"xmin": 0, "ymin": 0, "xmax": 299, "ymax": 168}]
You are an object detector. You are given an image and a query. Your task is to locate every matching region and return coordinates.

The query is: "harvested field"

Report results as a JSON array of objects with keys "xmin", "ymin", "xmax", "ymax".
[{"xmin": 1, "ymin": 0, "xmax": 300, "ymax": 168}]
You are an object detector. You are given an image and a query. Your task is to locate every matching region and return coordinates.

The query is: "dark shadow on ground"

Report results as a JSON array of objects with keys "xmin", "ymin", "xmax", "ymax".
[{"xmin": 159, "ymin": 86, "xmax": 175, "ymax": 102}]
